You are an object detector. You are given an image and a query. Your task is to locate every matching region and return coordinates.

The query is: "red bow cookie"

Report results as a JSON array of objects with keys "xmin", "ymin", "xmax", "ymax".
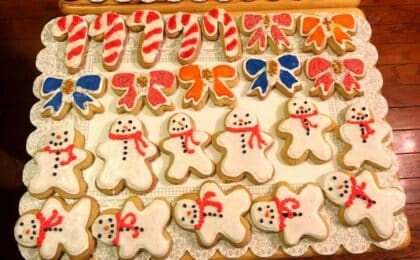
[
  {"xmin": 178, "ymin": 64, "xmax": 239, "ymax": 110},
  {"xmin": 305, "ymin": 56, "xmax": 365, "ymax": 100},
  {"xmin": 299, "ymin": 14, "xmax": 356, "ymax": 55},
  {"xmin": 239, "ymin": 13, "xmax": 295, "ymax": 54},
  {"xmin": 111, "ymin": 71, "xmax": 177, "ymax": 116}
]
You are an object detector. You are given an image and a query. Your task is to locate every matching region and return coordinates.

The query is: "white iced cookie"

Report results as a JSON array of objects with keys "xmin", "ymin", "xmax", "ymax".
[
  {"xmin": 29, "ymin": 127, "xmax": 94, "ymax": 199},
  {"xmin": 174, "ymin": 181, "xmax": 251, "ymax": 248},
  {"xmin": 92, "ymin": 197, "xmax": 172, "ymax": 259},
  {"xmin": 14, "ymin": 196, "xmax": 98, "ymax": 260},
  {"xmin": 320, "ymin": 170, "xmax": 406, "ymax": 240},
  {"xmin": 339, "ymin": 103, "xmax": 393, "ymax": 170},
  {"xmin": 96, "ymin": 115, "xmax": 158, "ymax": 195},
  {"xmin": 214, "ymin": 108, "xmax": 274, "ymax": 184},
  {"xmin": 161, "ymin": 113, "xmax": 215, "ymax": 184},
  {"xmin": 277, "ymin": 97, "xmax": 335, "ymax": 164},
  {"xmin": 251, "ymin": 183, "xmax": 328, "ymax": 245}
]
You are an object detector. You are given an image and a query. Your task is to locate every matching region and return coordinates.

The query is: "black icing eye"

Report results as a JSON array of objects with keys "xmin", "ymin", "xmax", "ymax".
[
  {"xmin": 118, "ymin": 121, "xmax": 122, "ymax": 125},
  {"xmin": 362, "ymin": 107, "xmax": 366, "ymax": 111},
  {"xmin": 108, "ymin": 218, "xmax": 113, "ymax": 222},
  {"xmin": 352, "ymin": 108, "xmax": 356, "ymax": 112},
  {"xmin": 192, "ymin": 205, "xmax": 196, "ymax": 208},
  {"xmin": 172, "ymin": 120, "xmax": 176, "ymax": 123},
  {"xmin": 245, "ymin": 113, "xmax": 249, "ymax": 117},
  {"xmin": 98, "ymin": 219, "xmax": 103, "ymax": 224},
  {"xmin": 51, "ymin": 132, "xmax": 55, "ymax": 136},
  {"xmin": 31, "ymin": 220, "xmax": 35, "ymax": 224},
  {"xmin": 257, "ymin": 207, "xmax": 262, "ymax": 211},
  {"xmin": 128, "ymin": 120, "xmax": 133, "ymax": 124},
  {"xmin": 266, "ymin": 205, "xmax": 270, "ymax": 209},
  {"xmin": 332, "ymin": 176, "xmax": 337, "ymax": 180},
  {"xmin": 64, "ymin": 131, "xmax": 68, "ymax": 135},
  {"xmin": 182, "ymin": 117, "xmax": 186, "ymax": 121},
  {"xmin": 304, "ymin": 101, "xmax": 308, "ymax": 104},
  {"xmin": 293, "ymin": 103, "xmax": 297, "ymax": 106},
  {"xmin": 20, "ymin": 222, "xmax": 24, "ymax": 226},
  {"xmin": 233, "ymin": 114, "xmax": 237, "ymax": 118},
  {"xmin": 183, "ymin": 204, "xmax": 187, "ymax": 208},
  {"xmin": 328, "ymin": 187, "xmax": 333, "ymax": 191}
]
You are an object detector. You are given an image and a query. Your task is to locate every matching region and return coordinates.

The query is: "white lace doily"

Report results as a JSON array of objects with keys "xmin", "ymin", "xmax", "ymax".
[{"xmin": 18, "ymin": 13, "xmax": 409, "ymax": 259}]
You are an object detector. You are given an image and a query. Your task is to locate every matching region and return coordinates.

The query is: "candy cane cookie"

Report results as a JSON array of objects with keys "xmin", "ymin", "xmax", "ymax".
[
  {"xmin": 89, "ymin": 12, "xmax": 127, "ymax": 71},
  {"xmin": 127, "ymin": 10, "xmax": 164, "ymax": 68},
  {"xmin": 202, "ymin": 8, "xmax": 242, "ymax": 61},
  {"xmin": 166, "ymin": 12, "xmax": 202, "ymax": 65},
  {"xmin": 52, "ymin": 15, "xmax": 89, "ymax": 74}
]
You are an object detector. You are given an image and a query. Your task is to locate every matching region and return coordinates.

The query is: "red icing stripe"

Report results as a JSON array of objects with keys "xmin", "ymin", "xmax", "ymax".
[
  {"xmin": 180, "ymin": 47, "xmax": 195, "ymax": 59},
  {"xmin": 134, "ymin": 11, "xmax": 144, "ymax": 23},
  {"xmin": 184, "ymin": 24, "xmax": 198, "ymax": 37},
  {"xmin": 226, "ymin": 39, "xmax": 238, "ymax": 51},
  {"xmin": 69, "ymin": 27, "xmax": 87, "ymax": 43},
  {"xmin": 104, "ymin": 52, "xmax": 118, "ymax": 63},
  {"xmin": 223, "ymin": 12, "xmax": 233, "ymax": 25},
  {"xmin": 145, "ymin": 27, "xmax": 162, "ymax": 39},
  {"xmin": 224, "ymin": 27, "xmax": 236, "ymax": 38},
  {"xmin": 203, "ymin": 17, "xmax": 215, "ymax": 34},
  {"xmin": 67, "ymin": 45, "xmax": 84, "ymax": 60},
  {"xmin": 68, "ymin": 16, "xmax": 83, "ymax": 32},
  {"xmin": 181, "ymin": 38, "xmax": 198, "ymax": 48},
  {"xmin": 104, "ymin": 39, "xmax": 122, "ymax": 50},
  {"xmin": 146, "ymin": 11, "xmax": 160, "ymax": 23},
  {"xmin": 105, "ymin": 23, "xmax": 123, "ymax": 40},
  {"xmin": 181, "ymin": 13, "xmax": 191, "ymax": 26},
  {"xmin": 209, "ymin": 9, "xmax": 219, "ymax": 19},
  {"xmin": 143, "ymin": 42, "xmax": 161, "ymax": 54},
  {"xmin": 94, "ymin": 14, "xmax": 103, "ymax": 30},
  {"xmin": 167, "ymin": 15, "xmax": 177, "ymax": 31},
  {"xmin": 57, "ymin": 17, "xmax": 66, "ymax": 31},
  {"xmin": 107, "ymin": 12, "xmax": 119, "ymax": 26}
]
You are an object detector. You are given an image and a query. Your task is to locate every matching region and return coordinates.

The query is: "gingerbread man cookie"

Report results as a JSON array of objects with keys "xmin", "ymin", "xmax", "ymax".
[
  {"xmin": 277, "ymin": 97, "xmax": 335, "ymax": 164},
  {"xmin": 29, "ymin": 127, "xmax": 94, "ymax": 199},
  {"xmin": 251, "ymin": 183, "xmax": 328, "ymax": 245},
  {"xmin": 178, "ymin": 64, "xmax": 239, "ymax": 110},
  {"xmin": 14, "ymin": 196, "xmax": 99, "ymax": 260},
  {"xmin": 174, "ymin": 181, "xmax": 251, "ymax": 248},
  {"xmin": 320, "ymin": 170, "xmax": 406, "ymax": 240},
  {"xmin": 339, "ymin": 103, "xmax": 393, "ymax": 170},
  {"xmin": 214, "ymin": 108, "xmax": 274, "ymax": 184},
  {"xmin": 96, "ymin": 115, "xmax": 159, "ymax": 195},
  {"xmin": 160, "ymin": 113, "xmax": 215, "ymax": 184},
  {"xmin": 92, "ymin": 197, "xmax": 172, "ymax": 259}
]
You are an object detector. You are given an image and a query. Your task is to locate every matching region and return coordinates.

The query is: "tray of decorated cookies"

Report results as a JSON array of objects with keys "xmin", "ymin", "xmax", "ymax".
[{"xmin": 14, "ymin": 4, "xmax": 410, "ymax": 259}]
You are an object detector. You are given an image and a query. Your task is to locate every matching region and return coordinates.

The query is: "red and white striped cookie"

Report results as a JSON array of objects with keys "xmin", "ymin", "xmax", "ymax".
[
  {"xmin": 166, "ymin": 12, "xmax": 202, "ymax": 65},
  {"xmin": 127, "ymin": 10, "xmax": 164, "ymax": 68},
  {"xmin": 52, "ymin": 15, "xmax": 89, "ymax": 74},
  {"xmin": 89, "ymin": 12, "xmax": 127, "ymax": 72},
  {"xmin": 202, "ymin": 8, "xmax": 242, "ymax": 62}
]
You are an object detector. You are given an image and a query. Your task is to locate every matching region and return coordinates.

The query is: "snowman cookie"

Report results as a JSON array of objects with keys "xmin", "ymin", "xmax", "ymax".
[
  {"xmin": 250, "ymin": 183, "xmax": 328, "ymax": 245},
  {"xmin": 160, "ymin": 113, "xmax": 215, "ymax": 184},
  {"xmin": 320, "ymin": 170, "xmax": 406, "ymax": 240},
  {"xmin": 96, "ymin": 115, "xmax": 159, "ymax": 195},
  {"xmin": 92, "ymin": 196, "xmax": 172, "ymax": 259},
  {"xmin": 339, "ymin": 103, "xmax": 393, "ymax": 170},
  {"xmin": 277, "ymin": 97, "xmax": 335, "ymax": 164},
  {"xmin": 174, "ymin": 181, "xmax": 251, "ymax": 248},
  {"xmin": 214, "ymin": 108, "xmax": 274, "ymax": 184},
  {"xmin": 28, "ymin": 127, "xmax": 94, "ymax": 199},
  {"xmin": 14, "ymin": 196, "xmax": 99, "ymax": 260}
]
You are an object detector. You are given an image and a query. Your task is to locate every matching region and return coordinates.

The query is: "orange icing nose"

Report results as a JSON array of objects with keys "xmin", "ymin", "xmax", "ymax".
[
  {"xmin": 178, "ymin": 122, "xmax": 183, "ymax": 126},
  {"xmin": 56, "ymin": 135, "xmax": 62, "ymax": 140},
  {"xmin": 338, "ymin": 184, "xmax": 344, "ymax": 189},
  {"xmin": 239, "ymin": 119, "xmax": 244, "ymax": 123},
  {"xmin": 123, "ymin": 126, "xmax": 128, "ymax": 130},
  {"xmin": 25, "ymin": 229, "xmax": 30, "ymax": 235},
  {"xmin": 357, "ymin": 112, "xmax": 364, "ymax": 116},
  {"xmin": 104, "ymin": 225, "xmax": 109, "ymax": 231},
  {"xmin": 265, "ymin": 211, "xmax": 270, "ymax": 218},
  {"xmin": 187, "ymin": 211, "xmax": 192, "ymax": 216},
  {"xmin": 299, "ymin": 106, "xmax": 304, "ymax": 109}
]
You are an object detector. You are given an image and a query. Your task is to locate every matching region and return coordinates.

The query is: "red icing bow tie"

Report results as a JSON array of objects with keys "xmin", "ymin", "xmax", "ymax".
[
  {"xmin": 113, "ymin": 212, "xmax": 139, "ymax": 246},
  {"xmin": 170, "ymin": 129, "xmax": 200, "ymax": 154},
  {"xmin": 226, "ymin": 124, "xmax": 267, "ymax": 149},
  {"xmin": 346, "ymin": 118, "xmax": 375, "ymax": 140},
  {"xmin": 345, "ymin": 176, "xmax": 375, "ymax": 208},
  {"xmin": 44, "ymin": 144, "xmax": 76, "ymax": 166},
  {"xmin": 109, "ymin": 131, "xmax": 148, "ymax": 156},
  {"xmin": 273, "ymin": 197, "xmax": 300, "ymax": 232},
  {"xmin": 290, "ymin": 110, "xmax": 319, "ymax": 130},
  {"xmin": 194, "ymin": 191, "xmax": 223, "ymax": 230},
  {"xmin": 36, "ymin": 209, "xmax": 63, "ymax": 247}
]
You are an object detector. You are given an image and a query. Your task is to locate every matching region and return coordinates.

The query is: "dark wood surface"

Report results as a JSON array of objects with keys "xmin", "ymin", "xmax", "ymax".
[{"xmin": 0, "ymin": 0, "xmax": 419, "ymax": 258}]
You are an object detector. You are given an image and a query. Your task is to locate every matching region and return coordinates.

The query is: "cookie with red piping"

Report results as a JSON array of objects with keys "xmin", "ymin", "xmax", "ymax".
[
  {"xmin": 173, "ymin": 180, "xmax": 251, "ymax": 248},
  {"xmin": 92, "ymin": 196, "xmax": 172, "ymax": 259},
  {"xmin": 320, "ymin": 170, "xmax": 405, "ymax": 241},
  {"xmin": 14, "ymin": 196, "xmax": 99, "ymax": 260},
  {"xmin": 276, "ymin": 96, "xmax": 336, "ymax": 165},
  {"xmin": 251, "ymin": 182, "xmax": 328, "ymax": 245},
  {"xmin": 160, "ymin": 113, "xmax": 215, "ymax": 184},
  {"xmin": 95, "ymin": 115, "xmax": 159, "ymax": 195},
  {"xmin": 28, "ymin": 127, "xmax": 94, "ymax": 199}
]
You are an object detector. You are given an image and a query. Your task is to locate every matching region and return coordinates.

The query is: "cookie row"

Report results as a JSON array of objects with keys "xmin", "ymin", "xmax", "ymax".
[
  {"xmin": 28, "ymin": 99, "xmax": 393, "ymax": 200},
  {"xmin": 15, "ymin": 172, "xmax": 406, "ymax": 259},
  {"xmin": 53, "ymin": 10, "xmax": 357, "ymax": 73}
]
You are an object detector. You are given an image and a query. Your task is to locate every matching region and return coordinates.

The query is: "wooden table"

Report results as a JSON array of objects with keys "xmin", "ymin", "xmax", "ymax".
[{"xmin": 1, "ymin": 0, "xmax": 419, "ymax": 258}]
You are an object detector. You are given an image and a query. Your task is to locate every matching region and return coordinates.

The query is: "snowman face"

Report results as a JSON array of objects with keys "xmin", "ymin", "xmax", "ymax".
[
  {"xmin": 320, "ymin": 172, "xmax": 350, "ymax": 205},
  {"xmin": 174, "ymin": 199, "xmax": 199, "ymax": 230},
  {"xmin": 91, "ymin": 214, "xmax": 117, "ymax": 245},
  {"xmin": 251, "ymin": 201, "xmax": 279, "ymax": 232},
  {"xmin": 287, "ymin": 97, "xmax": 316, "ymax": 115},
  {"xmin": 14, "ymin": 214, "xmax": 40, "ymax": 247},
  {"xmin": 345, "ymin": 103, "xmax": 372, "ymax": 122},
  {"xmin": 110, "ymin": 115, "xmax": 143, "ymax": 135},
  {"xmin": 46, "ymin": 127, "xmax": 74, "ymax": 149},
  {"xmin": 225, "ymin": 108, "xmax": 257, "ymax": 128},
  {"xmin": 168, "ymin": 113, "xmax": 193, "ymax": 134}
]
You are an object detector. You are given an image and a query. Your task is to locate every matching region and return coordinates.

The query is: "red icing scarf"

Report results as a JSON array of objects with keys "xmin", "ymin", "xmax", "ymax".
[
  {"xmin": 109, "ymin": 131, "xmax": 148, "ymax": 156},
  {"xmin": 290, "ymin": 110, "xmax": 319, "ymax": 130},
  {"xmin": 345, "ymin": 177, "xmax": 374, "ymax": 208},
  {"xmin": 226, "ymin": 124, "xmax": 266, "ymax": 149},
  {"xmin": 44, "ymin": 144, "xmax": 76, "ymax": 166},
  {"xmin": 36, "ymin": 209, "xmax": 63, "ymax": 247},
  {"xmin": 194, "ymin": 191, "xmax": 223, "ymax": 230},
  {"xmin": 346, "ymin": 118, "xmax": 375, "ymax": 140},
  {"xmin": 170, "ymin": 129, "xmax": 200, "ymax": 154},
  {"xmin": 112, "ymin": 212, "xmax": 139, "ymax": 246},
  {"xmin": 273, "ymin": 197, "xmax": 300, "ymax": 232}
]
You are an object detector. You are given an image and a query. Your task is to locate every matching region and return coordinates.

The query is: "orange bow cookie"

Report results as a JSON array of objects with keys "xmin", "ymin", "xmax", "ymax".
[
  {"xmin": 178, "ymin": 64, "xmax": 239, "ymax": 110},
  {"xmin": 299, "ymin": 14, "xmax": 356, "ymax": 56}
]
